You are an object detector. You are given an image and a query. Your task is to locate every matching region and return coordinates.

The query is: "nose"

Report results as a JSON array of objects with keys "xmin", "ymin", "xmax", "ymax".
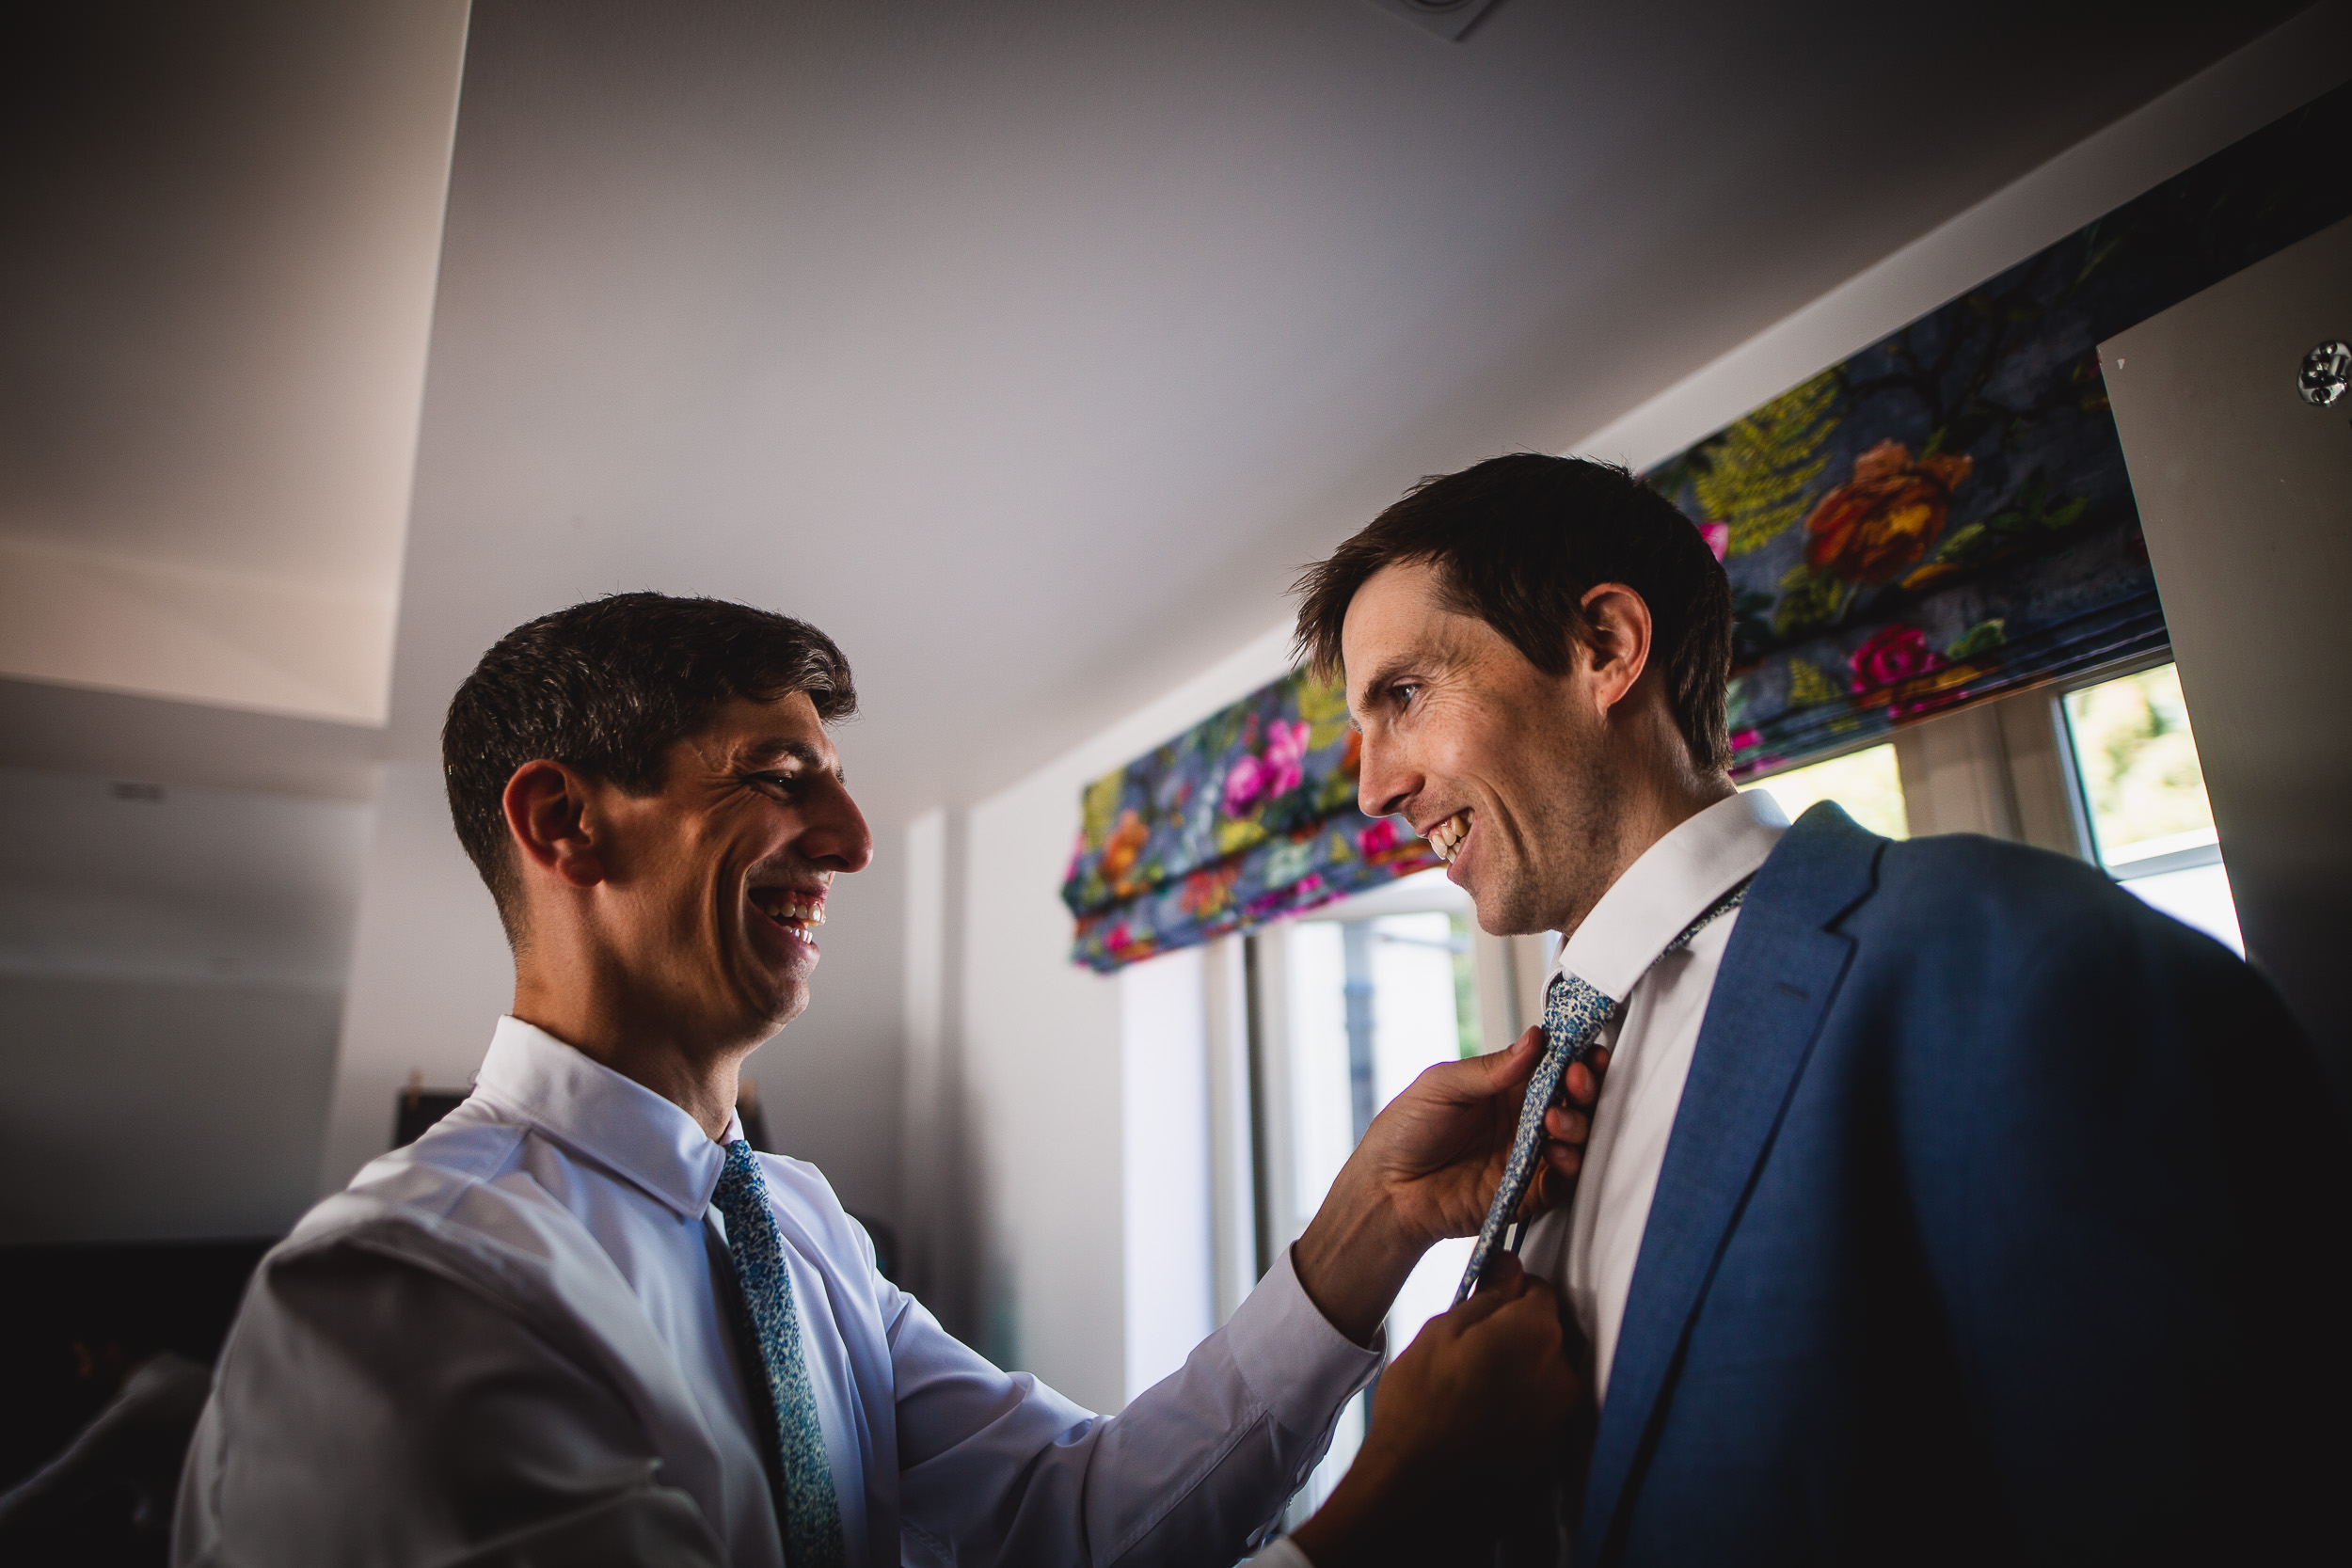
[
  {"xmin": 803, "ymin": 777, "xmax": 874, "ymax": 875},
  {"xmin": 1357, "ymin": 727, "xmax": 1419, "ymax": 822}
]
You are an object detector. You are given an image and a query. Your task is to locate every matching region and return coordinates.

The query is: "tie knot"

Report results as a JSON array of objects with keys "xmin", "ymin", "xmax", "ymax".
[
  {"xmin": 1544, "ymin": 969, "xmax": 1614, "ymax": 1046},
  {"xmin": 715, "ymin": 1138, "xmax": 768, "ymax": 1212}
]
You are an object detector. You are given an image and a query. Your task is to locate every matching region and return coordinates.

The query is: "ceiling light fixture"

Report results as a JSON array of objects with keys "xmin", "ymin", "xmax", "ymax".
[{"xmin": 1360, "ymin": 0, "xmax": 1500, "ymax": 43}]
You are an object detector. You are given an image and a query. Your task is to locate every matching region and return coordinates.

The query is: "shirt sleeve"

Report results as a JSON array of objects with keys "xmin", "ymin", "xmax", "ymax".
[
  {"xmin": 888, "ymin": 1244, "xmax": 1380, "ymax": 1568},
  {"xmin": 175, "ymin": 1242, "xmax": 728, "ymax": 1568}
]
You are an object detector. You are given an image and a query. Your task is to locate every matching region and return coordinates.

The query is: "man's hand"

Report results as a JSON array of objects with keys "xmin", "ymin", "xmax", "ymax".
[
  {"xmin": 1290, "ymin": 1258, "xmax": 1579, "ymax": 1568},
  {"xmin": 1294, "ymin": 1025, "xmax": 1611, "ymax": 1344}
]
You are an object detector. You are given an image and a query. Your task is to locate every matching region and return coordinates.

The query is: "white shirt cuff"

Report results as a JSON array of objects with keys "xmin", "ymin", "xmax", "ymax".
[
  {"xmin": 1220, "ymin": 1243, "xmax": 1384, "ymax": 1438},
  {"xmin": 1250, "ymin": 1538, "xmax": 1316, "ymax": 1568}
]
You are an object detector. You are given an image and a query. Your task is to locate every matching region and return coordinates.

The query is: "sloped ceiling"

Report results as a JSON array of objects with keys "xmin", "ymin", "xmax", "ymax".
[{"xmin": 0, "ymin": 1, "xmax": 469, "ymax": 723}]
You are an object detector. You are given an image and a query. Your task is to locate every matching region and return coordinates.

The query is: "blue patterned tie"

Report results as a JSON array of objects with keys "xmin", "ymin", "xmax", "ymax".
[
  {"xmin": 1454, "ymin": 878, "xmax": 1753, "ymax": 1303},
  {"xmin": 713, "ymin": 1141, "xmax": 845, "ymax": 1568}
]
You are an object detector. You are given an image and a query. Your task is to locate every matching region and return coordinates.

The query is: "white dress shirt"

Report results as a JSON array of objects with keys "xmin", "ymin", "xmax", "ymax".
[
  {"xmin": 1517, "ymin": 790, "xmax": 1788, "ymax": 1405},
  {"xmin": 176, "ymin": 1017, "xmax": 1380, "ymax": 1567}
]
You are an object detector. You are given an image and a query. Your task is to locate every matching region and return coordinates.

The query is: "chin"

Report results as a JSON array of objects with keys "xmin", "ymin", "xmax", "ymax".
[
  {"xmin": 761, "ymin": 986, "xmax": 811, "ymax": 1034},
  {"xmin": 730, "ymin": 970, "xmax": 811, "ymax": 1043},
  {"xmin": 1468, "ymin": 879, "xmax": 1550, "ymax": 939},
  {"xmin": 1474, "ymin": 908, "xmax": 1550, "ymax": 939}
]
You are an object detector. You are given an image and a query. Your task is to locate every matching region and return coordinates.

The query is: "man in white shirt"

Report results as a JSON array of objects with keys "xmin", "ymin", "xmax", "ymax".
[
  {"xmin": 176, "ymin": 593, "xmax": 1593, "ymax": 1568},
  {"xmin": 1292, "ymin": 453, "xmax": 2346, "ymax": 1563}
]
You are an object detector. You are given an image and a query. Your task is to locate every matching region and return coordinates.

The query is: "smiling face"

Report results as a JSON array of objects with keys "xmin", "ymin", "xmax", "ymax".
[
  {"xmin": 582, "ymin": 690, "xmax": 872, "ymax": 1053},
  {"xmin": 1343, "ymin": 562, "xmax": 1631, "ymax": 937}
]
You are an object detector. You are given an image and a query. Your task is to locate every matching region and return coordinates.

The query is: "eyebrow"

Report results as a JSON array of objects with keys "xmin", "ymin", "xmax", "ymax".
[
  {"xmin": 1348, "ymin": 655, "xmax": 1422, "ymax": 723},
  {"xmin": 737, "ymin": 738, "xmax": 846, "ymax": 785}
]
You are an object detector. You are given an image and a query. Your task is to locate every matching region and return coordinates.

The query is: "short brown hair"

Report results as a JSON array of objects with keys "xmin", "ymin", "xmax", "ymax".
[
  {"xmin": 442, "ymin": 593, "xmax": 857, "ymax": 940},
  {"xmin": 1293, "ymin": 453, "xmax": 1733, "ymax": 772}
]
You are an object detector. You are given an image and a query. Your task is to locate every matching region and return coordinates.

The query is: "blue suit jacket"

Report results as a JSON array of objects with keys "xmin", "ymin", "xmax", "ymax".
[{"xmin": 1573, "ymin": 803, "xmax": 2349, "ymax": 1565}]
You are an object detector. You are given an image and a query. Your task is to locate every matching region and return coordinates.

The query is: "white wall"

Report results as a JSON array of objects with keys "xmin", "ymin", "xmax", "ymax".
[
  {"xmin": 898, "ymin": 807, "xmax": 979, "ymax": 1333},
  {"xmin": 0, "ymin": 976, "xmax": 343, "ymax": 1241},
  {"xmin": 1119, "ymin": 946, "xmax": 1214, "ymax": 1405},
  {"xmin": 315, "ymin": 764, "xmax": 513, "ymax": 1191},
  {"xmin": 0, "ymin": 764, "xmax": 373, "ymax": 1241},
  {"xmin": 935, "ymin": 625, "xmax": 1294, "ymax": 1410},
  {"xmin": 764, "ymin": 825, "xmax": 907, "ymax": 1223}
]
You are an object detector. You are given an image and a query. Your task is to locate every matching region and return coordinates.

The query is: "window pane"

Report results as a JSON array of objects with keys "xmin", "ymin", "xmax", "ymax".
[
  {"xmin": 1450, "ymin": 911, "xmax": 1480, "ymax": 1060},
  {"xmin": 2061, "ymin": 663, "xmax": 2215, "ymax": 862},
  {"xmin": 1365, "ymin": 912, "xmax": 1463, "ymax": 1106},
  {"xmin": 1275, "ymin": 877, "xmax": 1484, "ymax": 1520},
  {"xmin": 1742, "ymin": 742, "xmax": 1907, "ymax": 838},
  {"xmin": 2061, "ymin": 662, "xmax": 2243, "ymax": 955}
]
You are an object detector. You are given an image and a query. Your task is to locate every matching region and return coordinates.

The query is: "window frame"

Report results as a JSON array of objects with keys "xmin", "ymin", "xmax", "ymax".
[{"xmin": 2049, "ymin": 651, "xmax": 2226, "ymax": 880}]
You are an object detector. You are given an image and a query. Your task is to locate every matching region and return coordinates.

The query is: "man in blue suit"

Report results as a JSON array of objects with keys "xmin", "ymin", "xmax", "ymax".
[{"xmin": 1291, "ymin": 453, "xmax": 2347, "ymax": 1564}]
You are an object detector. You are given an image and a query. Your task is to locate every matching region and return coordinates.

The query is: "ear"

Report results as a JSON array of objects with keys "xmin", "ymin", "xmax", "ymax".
[
  {"xmin": 502, "ymin": 761, "xmax": 608, "ymax": 890},
  {"xmin": 1577, "ymin": 583, "xmax": 1654, "ymax": 718}
]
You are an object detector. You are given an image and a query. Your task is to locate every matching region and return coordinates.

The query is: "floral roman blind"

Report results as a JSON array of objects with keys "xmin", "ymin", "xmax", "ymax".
[
  {"xmin": 1063, "ymin": 82, "xmax": 2351, "ymax": 974},
  {"xmin": 1652, "ymin": 83, "xmax": 2352, "ymax": 781},
  {"xmin": 1060, "ymin": 669, "xmax": 1438, "ymax": 972}
]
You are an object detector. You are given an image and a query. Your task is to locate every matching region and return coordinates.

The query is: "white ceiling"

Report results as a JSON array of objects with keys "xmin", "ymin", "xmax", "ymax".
[
  {"xmin": 0, "ymin": 1, "xmax": 467, "ymax": 721},
  {"xmin": 2, "ymin": 1, "xmax": 463, "ymax": 592},
  {"xmin": 387, "ymin": 0, "xmax": 2298, "ymax": 826},
  {"xmin": 4, "ymin": 0, "xmax": 2308, "ymax": 819}
]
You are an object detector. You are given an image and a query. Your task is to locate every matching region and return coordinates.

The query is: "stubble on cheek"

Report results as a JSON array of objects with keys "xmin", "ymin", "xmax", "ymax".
[{"xmin": 1495, "ymin": 701, "xmax": 1620, "ymax": 936}]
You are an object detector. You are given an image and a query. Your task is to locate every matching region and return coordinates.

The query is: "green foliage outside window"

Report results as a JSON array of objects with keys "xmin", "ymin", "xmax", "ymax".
[
  {"xmin": 1744, "ymin": 743, "xmax": 1909, "ymax": 840},
  {"xmin": 2062, "ymin": 663, "xmax": 2214, "ymax": 861}
]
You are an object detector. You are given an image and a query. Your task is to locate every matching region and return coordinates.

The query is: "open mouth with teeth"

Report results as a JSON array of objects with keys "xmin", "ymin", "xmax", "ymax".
[
  {"xmin": 1424, "ymin": 808, "xmax": 1473, "ymax": 864},
  {"xmin": 748, "ymin": 887, "xmax": 826, "ymax": 942}
]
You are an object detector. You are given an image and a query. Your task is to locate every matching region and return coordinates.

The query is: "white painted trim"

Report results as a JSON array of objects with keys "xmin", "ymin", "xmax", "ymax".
[
  {"xmin": 1016, "ymin": 621, "xmax": 1299, "ymax": 799},
  {"xmin": 1119, "ymin": 945, "xmax": 1215, "ymax": 1404}
]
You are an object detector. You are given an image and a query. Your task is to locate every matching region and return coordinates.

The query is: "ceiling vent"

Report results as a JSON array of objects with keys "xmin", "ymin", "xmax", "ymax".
[{"xmin": 1361, "ymin": 0, "xmax": 1499, "ymax": 41}]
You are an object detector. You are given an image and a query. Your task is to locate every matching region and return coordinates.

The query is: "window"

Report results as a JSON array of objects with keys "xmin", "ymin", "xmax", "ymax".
[
  {"xmin": 1740, "ymin": 741, "xmax": 1908, "ymax": 838},
  {"xmin": 2060, "ymin": 661, "xmax": 2242, "ymax": 953},
  {"xmin": 1254, "ymin": 867, "xmax": 1489, "ymax": 1520},
  {"xmin": 1281, "ymin": 899, "xmax": 1482, "ymax": 1335}
]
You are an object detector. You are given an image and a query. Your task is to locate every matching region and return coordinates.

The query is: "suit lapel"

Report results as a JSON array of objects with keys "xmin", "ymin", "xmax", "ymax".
[{"xmin": 1575, "ymin": 806, "xmax": 1881, "ymax": 1563}]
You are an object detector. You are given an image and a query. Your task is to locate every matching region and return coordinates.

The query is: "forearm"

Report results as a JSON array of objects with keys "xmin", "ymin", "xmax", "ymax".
[
  {"xmin": 894, "ymin": 1249, "xmax": 1380, "ymax": 1566},
  {"xmin": 1289, "ymin": 1169, "xmax": 1422, "ymax": 1346}
]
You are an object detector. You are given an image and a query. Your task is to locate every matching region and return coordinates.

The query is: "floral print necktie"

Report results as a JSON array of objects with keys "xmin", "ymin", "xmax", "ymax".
[
  {"xmin": 1454, "ymin": 878, "xmax": 1754, "ymax": 1303},
  {"xmin": 713, "ymin": 1141, "xmax": 846, "ymax": 1568}
]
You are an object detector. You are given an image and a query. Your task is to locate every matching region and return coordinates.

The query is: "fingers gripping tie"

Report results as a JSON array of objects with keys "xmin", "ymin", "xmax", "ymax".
[{"xmin": 1453, "ymin": 878, "xmax": 1752, "ymax": 1305}]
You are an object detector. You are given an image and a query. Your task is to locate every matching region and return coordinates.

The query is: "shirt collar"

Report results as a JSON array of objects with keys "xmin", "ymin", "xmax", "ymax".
[
  {"xmin": 472, "ymin": 1016, "xmax": 744, "ymax": 1218},
  {"xmin": 1550, "ymin": 790, "xmax": 1789, "ymax": 1002}
]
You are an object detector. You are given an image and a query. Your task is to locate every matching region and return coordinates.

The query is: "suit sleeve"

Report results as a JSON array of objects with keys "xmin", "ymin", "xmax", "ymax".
[
  {"xmin": 1898, "ymin": 885, "xmax": 2352, "ymax": 1562},
  {"xmin": 174, "ymin": 1243, "xmax": 727, "ymax": 1568},
  {"xmin": 884, "ymin": 1245, "xmax": 1379, "ymax": 1568}
]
